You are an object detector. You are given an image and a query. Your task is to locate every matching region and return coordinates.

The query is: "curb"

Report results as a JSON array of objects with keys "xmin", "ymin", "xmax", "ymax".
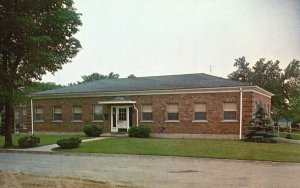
[{"xmin": 1, "ymin": 148, "xmax": 299, "ymax": 164}]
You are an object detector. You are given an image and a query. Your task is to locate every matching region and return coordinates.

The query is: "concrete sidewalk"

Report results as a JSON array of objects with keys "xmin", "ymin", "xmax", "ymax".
[{"xmin": 6, "ymin": 137, "xmax": 107, "ymax": 152}]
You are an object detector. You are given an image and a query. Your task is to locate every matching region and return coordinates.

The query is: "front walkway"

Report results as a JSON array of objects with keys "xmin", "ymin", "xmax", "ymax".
[{"xmin": 7, "ymin": 137, "xmax": 107, "ymax": 152}]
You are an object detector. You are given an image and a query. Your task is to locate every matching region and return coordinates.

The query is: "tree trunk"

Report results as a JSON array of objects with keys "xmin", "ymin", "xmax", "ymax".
[{"xmin": 4, "ymin": 99, "xmax": 13, "ymax": 147}]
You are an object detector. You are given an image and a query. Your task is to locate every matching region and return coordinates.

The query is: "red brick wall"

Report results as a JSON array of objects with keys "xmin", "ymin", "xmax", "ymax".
[{"xmin": 23, "ymin": 91, "xmax": 271, "ymax": 135}]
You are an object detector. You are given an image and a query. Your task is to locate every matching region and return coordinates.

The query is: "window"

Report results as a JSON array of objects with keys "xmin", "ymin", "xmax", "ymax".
[
  {"xmin": 223, "ymin": 103, "xmax": 237, "ymax": 120},
  {"xmin": 118, "ymin": 108, "xmax": 127, "ymax": 121},
  {"xmin": 166, "ymin": 104, "xmax": 179, "ymax": 121},
  {"xmin": 21, "ymin": 123, "xmax": 27, "ymax": 129},
  {"xmin": 142, "ymin": 105, "xmax": 153, "ymax": 121},
  {"xmin": 34, "ymin": 106, "xmax": 43, "ymax": 121},
  {"xmin": 53, "ymin": 106, "xmax": 62, "ymax": 121},
  {"xmin": 22, "ymin": 106, "xmax": 27, "ymax": 115},
  {"xmin": 15, "ymin": 111, "xmax": 19, "ymax": 119},
  {"xmin": 73, "ymin": 106, "xmax": 82, "ymax": 121},
  {"xmin": 93, "ymin": 105, "xmax": 103, "ymax": 121},
  {"xmin": 194, "ymin": 104, "xmax": 207, "ymax": 120}
]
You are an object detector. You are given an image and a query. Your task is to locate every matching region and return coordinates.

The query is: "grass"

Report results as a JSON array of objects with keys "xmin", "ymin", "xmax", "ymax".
[
  {"xmin": 0, "ymin": 134, "xmax": 86, "ymax": 148},
  {"xmin": 279, "ymin": 132, "xmax": 300, "ymax": 140},
  {"xmin": 60, "ymin": 137, "xmax": 300, "ymax": 163}
]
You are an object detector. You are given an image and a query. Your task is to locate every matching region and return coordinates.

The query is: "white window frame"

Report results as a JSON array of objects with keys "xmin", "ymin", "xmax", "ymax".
[
  {"xmin": 72, "ymin": 105, "xmax": 82, "ymax": 122},
  {"xmin": 34, "ymin": 106, "xmax": 44, "ymax": 122},
  {"xmin": 92, "ymin": 105, "xmax": 104, "ymax": 122},
  {"xmin": 141, "ymin": 104, "xmax": 153, "ymax": 122},
  {"xmin": 22, "ymin": 106, "xmax": 27, "ymax": 115},
  {"xmin": 165, "ymin": 104, "xmax": 179, "ymax": 122},
  {"xmin": 52, "ymin": 106, "xmax": 62, "ymax": 122},
  {"xmin": 193, "ymin": 103, "xmax": 208, "ymax": 122},
  {"xmin": 222, "ymin": 102, "xmax": 238, "ymax": 122}
]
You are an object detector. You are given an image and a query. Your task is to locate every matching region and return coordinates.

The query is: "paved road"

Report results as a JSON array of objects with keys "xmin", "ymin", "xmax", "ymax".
[{"xmin": 0, "ymin": 152, "xmax": 299, "ymax": 188}]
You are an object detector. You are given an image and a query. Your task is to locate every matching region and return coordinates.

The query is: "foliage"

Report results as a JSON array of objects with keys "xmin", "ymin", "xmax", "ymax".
[
  {"xmin": 57, "ymin": 137, "xmax": 81, "ymax": 149},
  {"xmin": 16, "ymin": 82, "xmax": 64, "ymax": 104},
  {"xmin": 18, "ymin": 136, "xmax": 40, "ymax": 148},
  {"xmin": 0, "ymin": 110, "xmax": 4, "ymax": 136},
  {"xmin": 83, "ymin": 125, "xmax": 102, "ymax": 137},
  {"xmin": 228, "ymin": 57, "xmax": 300, "ymax": 122},
  {"xmin": 23, "ymin": 82, "xmax": 63, "ymax": 94},
  {"xmin": 279, "ymin": 132, "xmax": 300, "ymax": 140},
  {"xmin": 0, "ymin": 134, "xmax": 85, "ymax": 147},
  {"xmin": 244, "ymin": 103, "xmax": 275, "ymax": 142},
  {"xmin": 0, "ymin": 0, "xmax": 82, "ymax": 147},
  {"xmin": 285, "ymin": 133, "xmax": 292, "ymax": 139},
  {"xmin": 128, "ymin": 125, "xmax": 151, "ymax": 138},
  {"xmin": 69, "ymin": 72, "xmax": 119, "ymax": 86},
  {"xmin": 81, "ymin": 72, "xmax": 119, "ymax": 83}
]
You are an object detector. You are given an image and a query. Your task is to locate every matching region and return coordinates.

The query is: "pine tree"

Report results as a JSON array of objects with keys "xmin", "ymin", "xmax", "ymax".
[{"xmin": 244, "ymin": 103, "xmax": 275, "ymax": 142}]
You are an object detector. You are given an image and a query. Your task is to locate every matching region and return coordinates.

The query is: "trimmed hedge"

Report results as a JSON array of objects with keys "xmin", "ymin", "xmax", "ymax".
[
  {"xmin": 286, "ymin": 133, "xmax": 293, "ymax": 139},
  {"xmin": 128, "ymin": 125, "xmax": 151, "ymax": 138},
  {"xmin": 18, "ymin": 136, "xmax": 40, "ymax": 148},
  {"xmin": 57, "ymin": 137, "xmax": 81, "ymax": 149},
  {"xmin": 83, "ymin": 125, "xmax": 102, "ymax": 137}
]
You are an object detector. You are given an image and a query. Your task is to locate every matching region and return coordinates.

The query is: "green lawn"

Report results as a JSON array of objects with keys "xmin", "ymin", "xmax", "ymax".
[
  {"xmin": 0, "ymin": 134, "xmax": 86, "ymax": 148},
  {"xmin": 61, "ymin": 137, "xmax": 300, "ymax": 163},
  {"xmin": 279, "ymin": 132, "xmax": 300, "ymax": 140}
]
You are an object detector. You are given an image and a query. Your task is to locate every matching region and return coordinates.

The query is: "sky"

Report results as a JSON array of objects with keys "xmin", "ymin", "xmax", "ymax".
[{"xmin": 42, "ymin": 0, "xmax": 300, "ymax": 85}]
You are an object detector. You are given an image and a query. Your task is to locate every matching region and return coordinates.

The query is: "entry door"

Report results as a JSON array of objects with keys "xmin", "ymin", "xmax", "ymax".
[{"xmin": 111, "ymin": 106, "xmax": 130, "ymax": 132}]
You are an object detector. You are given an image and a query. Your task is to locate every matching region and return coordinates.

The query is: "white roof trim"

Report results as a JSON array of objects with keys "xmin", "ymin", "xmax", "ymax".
[
  {"xmin": 98, "ymin": 101, "xmax": 136, "ymax": 104},
  {"xmin": 31, "ymin": 86, "xmax": 273, "ymax": 99}
]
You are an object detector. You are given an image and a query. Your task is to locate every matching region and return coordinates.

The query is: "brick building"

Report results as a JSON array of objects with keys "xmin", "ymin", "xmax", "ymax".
[{"xmin": 22, "ymin": 73, "xmax": 272, "ymax": 138}]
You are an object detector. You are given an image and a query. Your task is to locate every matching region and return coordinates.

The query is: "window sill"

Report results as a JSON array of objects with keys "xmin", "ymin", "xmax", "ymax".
[
  {"xmin": 92, "ymin": 120, "xmax": 104, "ymax": 122},
  {"xmin": 140, "ymin": 120, "xmax": 154, "ymax": 123},
  {"xmin": 52, "ymin": 120, "xmax": 62, "ymax": 123},
  {"xmin": 192, "ymin": 120, "xmax": 208, "ymax": 123},
  {"xmin": 221, "ymin": 120, "xmax": 238, "ymax": 122},
  {"xmin": 72, "ymin": 120, "xmax": 83, "ymax": 123},
  {"xmin": 165, "ymin": 120, "xmax": 180, "ymax": 123},
  {"xmin": 34, "ymin": 120, "xmax": 44, "ymax": 123}
]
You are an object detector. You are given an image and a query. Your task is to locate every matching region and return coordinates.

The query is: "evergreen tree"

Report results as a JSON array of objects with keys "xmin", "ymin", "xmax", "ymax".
[{"xmin": 244, "ymin": 103, "xmax": 275, "ymax": 142}]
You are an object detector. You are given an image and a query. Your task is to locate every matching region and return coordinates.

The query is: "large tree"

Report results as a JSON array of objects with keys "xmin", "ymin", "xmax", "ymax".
[
  {"xmin": 0, "ymin": 0, "xmax": 82, "ymax": 147},
  {"xmin": 81, "ymin": 72, "xmax": 119, "ymax": 83},
  {"xmin": 68, "ymin": 72, "xmax": 120, "ymax": 85},
  {"xmin": 228, "ymin": 57, "xmax": 300, "ymax": 122}
]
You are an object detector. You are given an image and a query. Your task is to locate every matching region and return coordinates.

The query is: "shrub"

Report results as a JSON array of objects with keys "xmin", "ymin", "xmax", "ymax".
[
  {"xmin": 57, "ymin": 137, "xmax": 81, "ymax": 149},
  {"xmin": 18, "ymin": 136, "xmax": 40, "ymax": 148},
  {"xmin": 83, "ymin": 125, "xmax": 102, "ymax": 137},
  {"xmin": 285, "ymin": 133, "xmax": 293, "ymax": 139},
  {"xmin": 128, "ymin": 125, "xmax": 151, "ymax": 138}
]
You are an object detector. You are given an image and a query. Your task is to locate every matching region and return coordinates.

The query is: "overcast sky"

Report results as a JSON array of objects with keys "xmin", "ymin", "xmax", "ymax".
[{"xmin": 42, "ymin": 0, "xmax": 300, "ymax": 85}]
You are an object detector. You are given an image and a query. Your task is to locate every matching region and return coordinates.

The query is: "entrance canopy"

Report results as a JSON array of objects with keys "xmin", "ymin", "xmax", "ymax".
[{"xmin": 98, "ymin": 96, "xmax": 136, "ymax": 105}]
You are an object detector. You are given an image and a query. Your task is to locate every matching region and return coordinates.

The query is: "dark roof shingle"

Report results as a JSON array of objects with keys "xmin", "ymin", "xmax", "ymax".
[{"xmin": 33, "ymin": 73, "xmax": 250, "ymax": 95}]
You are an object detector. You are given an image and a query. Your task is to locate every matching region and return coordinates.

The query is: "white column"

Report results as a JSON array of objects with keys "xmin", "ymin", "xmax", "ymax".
[
  {"xmin": 133, "ymin": 104, "xmax": 139, "ymax": 127},
  {"xmin": 239, "ymin": 88, "xmax": 243, "ymax": 139},
  {"xmin": 31, "ymin": 99, "xmax": 34, "ymax": 135}
]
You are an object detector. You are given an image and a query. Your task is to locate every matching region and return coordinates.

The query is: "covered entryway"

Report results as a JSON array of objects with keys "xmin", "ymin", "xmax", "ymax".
[
  {"xmin": 111, "ymin": 106, "xmax": 131, "ymax": 132},
  {"xmin": 98, "ymin": 97, "xmax": 137, "ymax": 133}
]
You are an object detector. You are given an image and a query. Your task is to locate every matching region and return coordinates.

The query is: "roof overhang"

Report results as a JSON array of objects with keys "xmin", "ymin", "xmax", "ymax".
[{"xmin": 98, "ymin": 100, "xmax": 136, "ymax": 104}]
